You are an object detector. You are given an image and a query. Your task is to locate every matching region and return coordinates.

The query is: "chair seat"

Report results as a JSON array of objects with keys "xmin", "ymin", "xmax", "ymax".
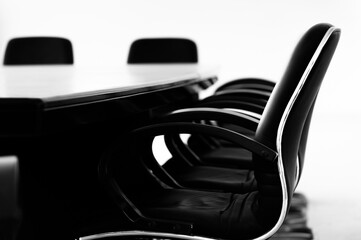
[
  {"xmin": 186, "ymin": 127, "xmax": 255, "ymax": 169},
  {"xmin": 139, "ymin": 189, "xmax": 264, "ymax": 239},
  {"xmin": 200, "ymin": 147, "xmax": 253, "ymax": 168},
  {"xmin": 165, "ymin": 164, "xmax": 256, "ymax": 193}
]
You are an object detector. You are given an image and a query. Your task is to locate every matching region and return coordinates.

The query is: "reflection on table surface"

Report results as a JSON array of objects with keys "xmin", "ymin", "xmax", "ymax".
[{"xmin": 0, "ymin": 64, "xmax": 218, "ymax": 101}]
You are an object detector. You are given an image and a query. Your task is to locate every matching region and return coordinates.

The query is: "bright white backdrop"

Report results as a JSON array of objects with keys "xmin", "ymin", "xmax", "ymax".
[{"xmin": 0, "ymin": 0, "xmax": 360, "ymax": 115}]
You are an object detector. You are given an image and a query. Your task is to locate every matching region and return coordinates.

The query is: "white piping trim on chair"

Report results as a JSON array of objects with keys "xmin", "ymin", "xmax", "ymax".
[
  {"xmin": 79, "ymin": 230, "xmax": 217, "ymax": 240},
  {"xmin": 255, "ymin": 26, "xmax": 338, "ymax": 240},
  {"xmin": 295, "ymin": 155, "xmax": 300, "ymax": 189}
]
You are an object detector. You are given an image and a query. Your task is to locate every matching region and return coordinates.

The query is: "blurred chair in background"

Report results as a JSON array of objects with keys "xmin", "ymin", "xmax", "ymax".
[
  {"xmin": 3, "ymin": 37, "xmax": 73, "ymax": 65},
  {"xmin": 127, "ymin": 38, "xmax": 198, "ymax": 64}
]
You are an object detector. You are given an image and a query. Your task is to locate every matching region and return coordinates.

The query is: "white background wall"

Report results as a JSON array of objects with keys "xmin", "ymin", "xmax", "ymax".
[{"xmin": 0, "ymin": 0, "xmax": 360, "ymax": 115}]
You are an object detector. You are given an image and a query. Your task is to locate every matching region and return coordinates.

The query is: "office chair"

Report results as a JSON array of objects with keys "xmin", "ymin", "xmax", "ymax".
[
  {"xmin": 92, "ymin": 23, "xmax": 340, "ymax": 240},
  {"xmin": 3, "ymin": 37, "xmax": 73, "ymax": 65},
  {"xmin": 160, "ymin": 22, "xmax": 341, "ymax": 192},
  {"xmin": 0, "ymin": 156, "xmax": 21, "ymax": 240},
  {"xmin": 127, "ymin": 38, "xmax": 198, "ymax": 64}
]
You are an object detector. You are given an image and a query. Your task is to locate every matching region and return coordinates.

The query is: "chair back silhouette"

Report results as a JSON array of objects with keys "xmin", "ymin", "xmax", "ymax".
[
  {"xmin": 127, "ymin": 38, "xmax": 198, "ymax": 63},
  {"xmin": 4, "ymin": 37, "xmax": 73, "ymax": 65},
  {"xmin": 254, "ymin": 23, "xmax": 340, "ymax": 230},
  {"xmin": 95, "ymin": 24, "xmax": 340, "ymax": 240}
]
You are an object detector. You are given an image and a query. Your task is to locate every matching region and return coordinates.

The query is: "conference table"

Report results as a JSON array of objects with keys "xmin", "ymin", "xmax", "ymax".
[{"xmin": 0, "ymin": 64, "xmax": 217, "ymax": 240}]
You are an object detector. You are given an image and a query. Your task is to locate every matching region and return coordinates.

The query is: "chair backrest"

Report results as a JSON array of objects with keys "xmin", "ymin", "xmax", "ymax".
[
  {"xmin": 3, "ymin": 37, "xmax": 73, "ymax": 65},
  {"xmin": 253, "ymin": 23, "xmax": 340, "ymax": 235},
  {"xmin": 127, "ymin": 38, "xmax": 198, "ymax": 64}
]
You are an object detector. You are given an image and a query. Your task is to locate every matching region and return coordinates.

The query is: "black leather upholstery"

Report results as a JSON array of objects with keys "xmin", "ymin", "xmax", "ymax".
[
  {"xmin": 4, "ymin": 37, "xmax": 73, "ymax": 65},
  {"xmin": 98, "ymin": 23, "xmax": 340, "ymax": 240},
  {"xmin": 127, "ymin": 38, "xmax": 198, "ymax": 64}
]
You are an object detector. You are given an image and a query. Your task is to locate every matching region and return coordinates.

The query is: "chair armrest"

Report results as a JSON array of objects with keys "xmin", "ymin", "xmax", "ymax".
[
  {"xmin": 197, "ymin": 99, "xmax": 265, "ymax": 115},
  {"xmin": 163, "ymin": 107, "xmax": 260, "ymax": 131},
  {"xmin": 161, "ymin": 107, "xmax": 262, "ymax": 165},
  {"xmin": 134, "ymin": 122, "xmax": 277, "ymax": 163},
  {"xmin": 201, "ymin": 89, "xmax": 270, "ymax": 109},
  {"xmin": 215, "ymin": 88, "xmax": 271, "ymax": 100},
  {"xmin": 215, "ymin": 77, "xmax": 276, "ymax": 92}
]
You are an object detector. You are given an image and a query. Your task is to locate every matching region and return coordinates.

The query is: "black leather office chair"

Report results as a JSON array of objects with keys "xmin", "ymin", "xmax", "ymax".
[
  {"xmin": 93, "ymin": 23, "xmax": 340, "ymax": 240},
  {"xmin": 0, "ymin": 156, "xmax": 21, "ymax": 240},
  {"xmin": 3, "ymin": 37, "xmax": 73, "ymax": 65},
  {"xmin": 127, "ymin": 38, "xmax": 198, "ymax": 64},
  {"xmin": 157, "ymin": 24, "xmax": 338, "ymax": 238},
  {"xmin": 160, "ymin": 23, "xmax": 340, "ymax": 191}
]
